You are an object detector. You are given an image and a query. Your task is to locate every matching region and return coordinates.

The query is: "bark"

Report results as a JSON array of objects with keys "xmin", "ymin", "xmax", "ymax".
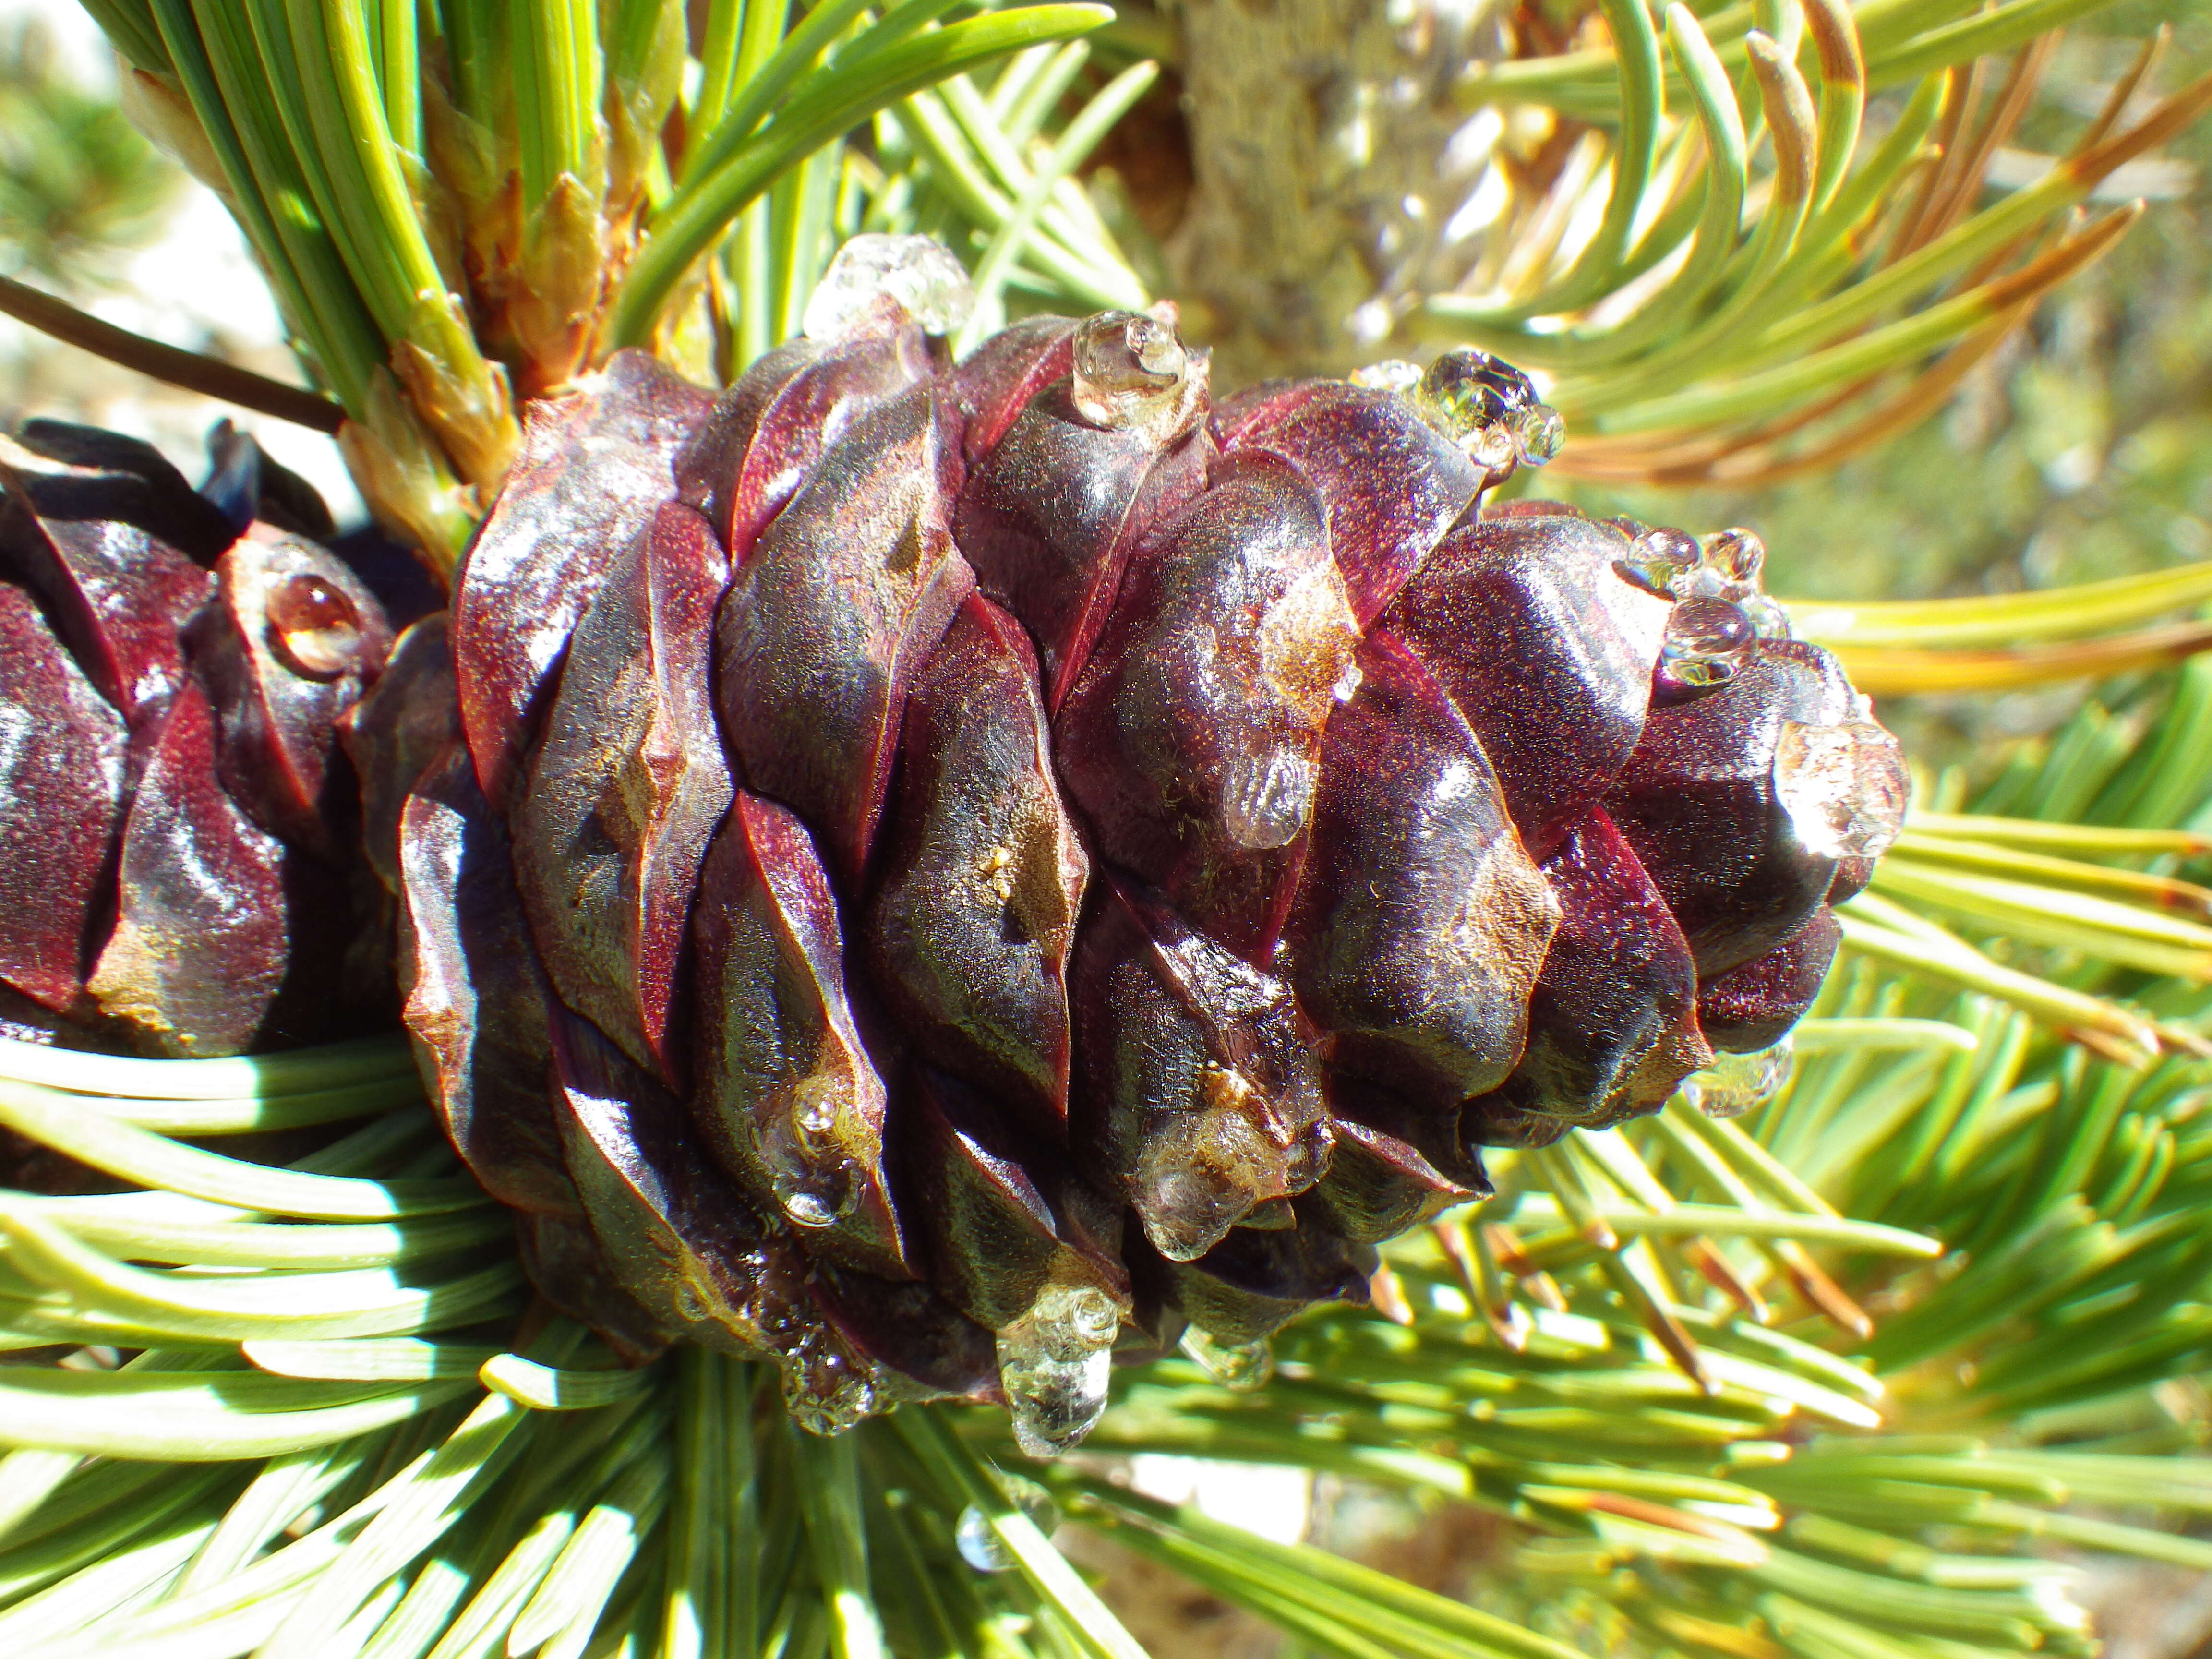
[{"xmin": 1168, "ymin": 0, "xmax": 1508, "ymax": 381}]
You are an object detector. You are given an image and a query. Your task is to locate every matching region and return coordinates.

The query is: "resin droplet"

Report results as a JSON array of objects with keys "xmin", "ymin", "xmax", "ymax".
[
  {"xmin": 803, "ymin": 233, "xmax": 976, "ymax": 338},
  {"xmin": 759, "ymin": 1101, "xmax": 861, "ymax": 1230},
  {"xmin": 1681, "ymin": 1035, "xmax": 1795, "ymax": 1118},
  {"xmin": 1616, "ymin": 527, "xmax": 1701, "ymax": 596},
  {"xmin": 1702, "ymin": 527, "xmax": 1766, "ymax": 589},
  {"xmin": 956, "ymin": 1478, "xmax": 1060, "ymax": 1568},
  {"xmin": 796, "ymin": 1086, "xmax": 840, "ymax": 1137},
  {"xmin": 1071, "ymin": 310, "xmax": 1207, "ymax": 443},
  {"xmin": 1773, "ymin": 718, "xmax": 1910, "ymax": 860},
  {"xmin": 1658, "ymin": 596, "xmax": 1757, "ymax": 693},
  {"xmin": 1507, "ymin": 404, "xmax": 1566, "ymax": 467},
  {"xmin": 781, "ymin": 1331, "xmax": 877, "ymax": 1435},
  {"xmin": 1414, "ymin": 347, "xmax": 1538, "ymax": 437},
  {"xmin": 1179, "ymin": 1324, "xmax": 1274, "ymax": 1390},
  {"xmin": 1000, "ymin": 1342, "xmax": 1113, "ymax": 1460},
  {"xmin": 1222, "ymin": 744, "xmax": 1319, "ymax": 851},
  {"xmin": 782, "ymin": 1191, "xmax": 837, "ymax": 1228},
  {"xmin": 766, "ymin": 1135, "xmax": 859, "ymax": 1230},
  {"xmin": 996, "ymin": 1282, "xmax": 1122, "ymax": 1458},
  {"xmin": 1410, "ymin": 348, "xmax": 1545, "ymax": 479},
  {"xmin": 956, "ymin": 1506, "xmax": 1016, "ymax": 1573},
  {"xmin": 1350, "ymin": 360, "xmax": 1423, "ymax": 395},
  {"xmin": 265, "ymin": 573, "xmax": 363, "ymax": 678},
  {"xmin": 1738, "ymin": 593, "xmax": 1792, "ymax": 641},
  {"xmin": 1469, "ymin": 421, "xmax": 1518, "ymax": 476},
  {"xmin": 1058, "ymin": 1282, "xmax": 1124, "ymax": 1347},
  {"xmin": 1676, "ymin": 565, "xmax": 1731, "ymax": 601}
]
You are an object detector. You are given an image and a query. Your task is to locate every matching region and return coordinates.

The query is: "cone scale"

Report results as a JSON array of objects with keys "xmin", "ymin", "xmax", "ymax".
[{"xmin": 0, "ymin": 238, "xmax": 1907, "ymax": 1457}]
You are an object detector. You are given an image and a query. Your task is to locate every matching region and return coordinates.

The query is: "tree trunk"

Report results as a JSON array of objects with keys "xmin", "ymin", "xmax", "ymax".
[{"xmin": 1168, "ymin": 0, "xmax": 1507, "ymax": 382}]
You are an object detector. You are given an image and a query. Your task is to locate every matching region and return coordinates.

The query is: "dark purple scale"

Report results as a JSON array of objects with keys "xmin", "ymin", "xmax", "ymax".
[
  {"xmin": 454, "ymin": 350, "xmax": 713, "ymax": 807},
  {"xmin": 1140, "ymin": 1222, "xmax": 1376, "ymax": 1346},
  {"xmin": 810, "ymin": 1261, "xmax": 1004, "ymax": 1405},
  {"xmin": 1298, "ymin": 1078, "xmax": 1490, "ymax": 1243},
  {"xmin": 674, "ymin": 296, "xmax": 931, "ymax": 565},
  {"xmin": 1207, "ymin": 379, "xmax": 1329, "ymax": 449},
  {"xmin": 953, "ymin": 314, "xmax": 1079, "ymax": 465},
  {"xmin": 550, "ymin": 1004, "xmax": 854, "ymax": 1371},
  {"xmin": 672, "ymin": 335, "xmax": 822, "ymax": 526},
  {"xmin": 0, "ymin": 430, "xmax": 214, "ymax": 725},
  {"xmin": 199, "ymin": 421, "xmax": 338, "ymax": 542},
  {"xmin": 1467, "ymin": 805, "xmax": 1710, "ymax": 1138},
  {"xmin": 0, "ymin": 582, "xmax": 129, "ymax": 1011},
  {"xmin": 1285, "ymin": 629, "xmax": 1557, "ymax": 1108},
  {"xmin": 86, "ymin": 680, "xmax": 315, "ymax": 1056},
  {"xmin": 1055, "ymin": 451, "xmax": 1359, "ymax": 962},
  {"xmin": 1697, "ymin": 907, "xmax": 1841, "ymax": 1053},
  {"xmin": 1829, "ymin": 857, "xmax": 1877, "ymax": 905},
  {"xmin": 191, "ymin": 529, "xmax": 394, "ymax": 856},
  {"xmin": 952, "ymin": 357, "xmax": 1210, "ymax": 709},
  {"xmin": 1069, "ymin": 876, "xmax": 1332, "ymax": 1263},
  {"xmin": 714, "ymin": 382, "xmax": 974, "ymax": 889},
  {"xmin": 1385, "ymin": 510, "xmax": 1669, "ymax": 860},
  {"xmin": 1217, "ymin": 381, "xmax": 1481, "ymax": 625},
  {"xmin": 4, "ymin": 420, "xmax": 234, "ymax": 560},
  {"xmin": 689, "ymin": 791, "xmax": 910, "ymax": 1280},
  {"xmin": 397, "ymin": 743, "xmax": 585, "ymax": 1221},
  {"xmin": 1459, "ymin": 1096, "xmax": 1574, "ymax": 1151},
  {"xmin": 515, "ymin": 1211, "xmax": 673, "ymax": 1366},
  {"xmin": 341, "ymin": 613, "xmax": 460, "ymax": 897},
  {"xmin": 1605, "ymin": 639, "xmax": 1857, "ymax": 976},
  {"xmin": 901, "ymin": 1067, "xmax": 1128, "ymax": 1333},
  {"xmin": 861, "ymin": 595, "xmax": 1088, "ymax": 1125},
  {"xmin": 510, "ymin": 501, "xmax": 732, "ymax": 1085}
]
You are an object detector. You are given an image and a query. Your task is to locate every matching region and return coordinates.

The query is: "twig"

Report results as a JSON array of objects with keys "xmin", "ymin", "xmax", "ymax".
[{"xmin": 0, "ymin": 273, "xmax": 346, "ymax": 434}]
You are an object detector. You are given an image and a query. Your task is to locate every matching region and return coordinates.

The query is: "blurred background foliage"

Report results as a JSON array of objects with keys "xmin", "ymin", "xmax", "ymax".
[
  {"xmin": 1538, "ymin": 4, "xmax": 2212, "ymax": 767},
  {"xmin": 0, "ymin": 12, "xmax": 175, "ymax": 286}
]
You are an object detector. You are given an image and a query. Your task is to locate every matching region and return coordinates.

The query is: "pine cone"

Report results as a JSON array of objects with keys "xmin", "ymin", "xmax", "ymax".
[
  {"xmin": 0, "ymin": 420, "xmax": 397, "ymax": 1059},
  {"xmin": 0, "ymin": 241, "xmax": 1908, "ymax": 1459}
]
